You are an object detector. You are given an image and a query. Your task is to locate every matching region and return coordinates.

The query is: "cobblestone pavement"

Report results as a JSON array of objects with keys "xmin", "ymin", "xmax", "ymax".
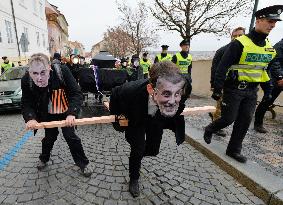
[
  {"xmin": 0, "ymin": 107, "xmax": 266, "ymax": 205},
  {"xmin": 186, "ymin": 95, "xmax": 283, "ymax": 178}
]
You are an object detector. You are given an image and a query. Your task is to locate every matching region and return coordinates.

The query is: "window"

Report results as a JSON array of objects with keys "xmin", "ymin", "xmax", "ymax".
[
  {"xmin": 39, "ymin": 1, "xmax": 43, "ymax": 17},
  {"xmin": 5, "ymin": 20, "xmax": 13, "ymax": 44},
  {"xmin": 0, "ymin": 32, "xmax": 2, "ymax": 43},
  {"xmin": 36, "ymin": 32, "xmax": 40, "ymax": 46},
  {"xmin": 33, "ymin": 0, "xmax": 38, "ymax": 14},
  {"xmin": 42, "ymin": 33, "xmax": 45, "ymax": 47},
  {"xmin": 19, "ymin": 0, "xmax": 25, "ymax": 5},
  {"xmin": 24, "ymin": 27, "xmax": 28, "ymax": 42}
]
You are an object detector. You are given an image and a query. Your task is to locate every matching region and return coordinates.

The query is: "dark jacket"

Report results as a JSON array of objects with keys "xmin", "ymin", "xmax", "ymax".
[
  {"xmin": 109, "ymin": 79, "xmax": 188, "ymax": 145},
  {"xmin": 210, "ymin": 44, "xmax": 229, "ymax": 88},
  {"xmin": 21, "ymin": 65, "xmax": 83, "ymax": 122},
  {"xmin": 213, "ymin": 29, "xmax": 282, "ymax": 93},
  {"xmin": 270, "ymin": 38, "xmax": 283, "ymax": 83}
]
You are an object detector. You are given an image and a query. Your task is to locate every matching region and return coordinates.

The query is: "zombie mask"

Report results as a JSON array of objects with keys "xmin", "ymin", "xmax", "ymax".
[{"xmin": 29, "ymin": 61, "xmax": 50, "ymax": 87}]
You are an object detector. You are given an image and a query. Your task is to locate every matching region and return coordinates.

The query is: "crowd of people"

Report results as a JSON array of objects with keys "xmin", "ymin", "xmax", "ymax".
[{"xmin": 0, "ymin": 3, "xmax": 279, "ymax": 198}]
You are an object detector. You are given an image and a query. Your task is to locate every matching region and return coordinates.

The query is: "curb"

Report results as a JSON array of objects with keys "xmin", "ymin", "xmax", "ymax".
[{"xmin": 185, "ymin": 126, "xmax": 283, "ymax": 205}]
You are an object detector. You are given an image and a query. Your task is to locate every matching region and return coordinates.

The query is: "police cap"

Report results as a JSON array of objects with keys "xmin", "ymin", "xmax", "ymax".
[
  {"xmin": 255, "ymin": 5, "xmax": 283, "ymax": 21},
  {"xmin": 179, "ymin": 39, "xmax": 190, "ymax": 46},
  {"xmin": 161, "ymin": 45, "xmax": 169, "ymax": 49}
]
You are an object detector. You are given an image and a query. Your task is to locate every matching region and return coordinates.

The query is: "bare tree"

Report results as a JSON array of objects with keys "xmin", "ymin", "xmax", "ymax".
[
  {"xmin": 151, "ymin": 0, "xmax": 253, "ymax": 45},
  {"xmin": 103, "ymin": 26, "xmax": 135, "ymax": 58},
  {"xmin": 117, "ymin": 0, "xmax": 158, "ymax": 55}
]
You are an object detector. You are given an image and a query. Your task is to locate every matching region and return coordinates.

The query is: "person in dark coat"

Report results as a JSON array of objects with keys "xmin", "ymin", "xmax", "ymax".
[
  {"xmin": 21, "ymin": 53, "xmax": 92, "ymax": 177},
  {"xmin": 203, "ymin": 5, "xmax": 283, "ymax": 163},
  {"xmin": 66, "ymin": 54, "xmax": 80, "ymax": 82},
  {"xmin": 209, "ymin": 27, "xmax": 245, "ymax": 137},
  {"xmin": 109, "ymin": 61, "xmax": 189, "ymax": 197},
  {"xmin": 254, "ymin": 38, "xmax": 283, "ymax": 133}
]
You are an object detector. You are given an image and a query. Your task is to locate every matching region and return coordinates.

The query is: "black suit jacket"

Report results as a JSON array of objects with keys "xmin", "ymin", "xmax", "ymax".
[{"xmin": 110, "ymin": 79, "xmax": 188, "ymax": 145}]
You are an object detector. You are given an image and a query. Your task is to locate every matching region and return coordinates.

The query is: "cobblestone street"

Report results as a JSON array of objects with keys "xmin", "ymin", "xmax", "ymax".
[{"xmin": 0, "ymin": 107, "xmax": 265, "ymax": 205}]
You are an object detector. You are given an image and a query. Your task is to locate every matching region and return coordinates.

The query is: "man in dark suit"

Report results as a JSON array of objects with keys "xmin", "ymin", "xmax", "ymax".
[{"xmin": 109, "ymin": 61, "xmax": 189, "ymax": 197}]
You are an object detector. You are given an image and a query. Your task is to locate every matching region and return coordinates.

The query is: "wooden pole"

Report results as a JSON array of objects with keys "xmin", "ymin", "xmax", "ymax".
[{"xmin": 32, "ymin": 106, "xmax": 216, "ymax": 130}]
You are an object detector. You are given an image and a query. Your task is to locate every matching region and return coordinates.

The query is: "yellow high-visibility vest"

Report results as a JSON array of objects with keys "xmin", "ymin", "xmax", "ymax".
[
  {"xmin": 1, "ymin": 62, "xmax": 13, "ymax": 73},
  {"xmin": 175, "ymin": 52, "xmax": 192, "ymax": 74},
  {"xmin": 229, "ymin": 35, "xmax": 276, "ymax": 83},
  {"xmin": 140, "ymin": 59, "xmax": 151, "ymax": 74},
  {"xmin": 156, "ymin": 53, "xmax": 172, "ymax": 62}
]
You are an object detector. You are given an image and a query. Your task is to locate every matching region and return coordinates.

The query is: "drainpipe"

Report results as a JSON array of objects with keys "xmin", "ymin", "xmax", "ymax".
[{"xmin": 10, "ymin": 0, "xmax": 21, "ymax": 59}]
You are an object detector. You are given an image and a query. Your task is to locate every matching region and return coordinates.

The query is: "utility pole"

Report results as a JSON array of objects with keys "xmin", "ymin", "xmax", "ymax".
[
  {"xmin": 249, "ymin": 0, "xmax": 259, "ymax": 32},
  {"xmin": 10, "ymin": 0, "xmax": 21, "ymax": 59}
]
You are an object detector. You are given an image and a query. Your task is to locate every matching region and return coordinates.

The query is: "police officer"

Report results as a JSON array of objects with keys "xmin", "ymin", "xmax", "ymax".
[
  {"xmin": 139, "ymin": 52, "xmax": 152, "ymax": 79},
  {"xmin": 254, "ymin": 38, "xmax": 283, "ymax": 133},
  {"xmin": 172, "ymin": 39, "xmax": 193, "ymax": 95},
  {"xmin": 154, "ymin": 45, "xmax": 172, "ymax": 63},
  {"xmin": 203, "ymin": 5, "xmax": 283, "ymax": 163},
  {"xmin": 1, "ymin": 56, "xmax": 14, "ymax": 74},
  {"xmin": 209, "ymin": 27, "xmax": 246, "ymax": 137}
]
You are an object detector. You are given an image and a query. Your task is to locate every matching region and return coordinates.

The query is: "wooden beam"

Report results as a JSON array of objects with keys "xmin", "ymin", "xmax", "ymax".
[{"xmin": 32, "ymin": 106, "xmax": 215, "ymax": 130}]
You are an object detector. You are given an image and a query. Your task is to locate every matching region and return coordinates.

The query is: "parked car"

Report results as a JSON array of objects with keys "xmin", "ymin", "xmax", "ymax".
[{"xmin": 0, "ymin": 66, "xmax": 28, "ymax": 111}]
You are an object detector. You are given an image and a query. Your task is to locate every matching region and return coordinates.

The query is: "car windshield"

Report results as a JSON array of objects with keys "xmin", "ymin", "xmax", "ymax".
[{"xmin": 0, "ymin": 66, "xmax": 28, "ymax": 81}]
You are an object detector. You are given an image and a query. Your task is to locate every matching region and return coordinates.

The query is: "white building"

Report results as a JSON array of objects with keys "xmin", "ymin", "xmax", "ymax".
[{"xmin": 0, "ymin": 0, "xmax": 49, "ymax": 64}]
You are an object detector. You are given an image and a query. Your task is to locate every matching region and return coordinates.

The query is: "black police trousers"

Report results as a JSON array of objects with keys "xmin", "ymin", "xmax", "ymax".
[
  {"xmin": 205, "ymin": 87, "xmax": 257, "ymax": 153},
  {"xmin": 125, "ymin": 118, "xmax": 164, "ymax": 180},
  {"xmin": 254, "ymin": 87, "xmax": 282, "ymax": 126},
  {"xmin": 39, "ymin": 115, "xmax": 89, "ymax": 169}
]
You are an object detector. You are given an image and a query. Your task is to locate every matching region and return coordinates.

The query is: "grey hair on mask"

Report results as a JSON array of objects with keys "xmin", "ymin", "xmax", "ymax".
[
  {"xmin": 28, "ymin": 53, "xmax": 50, "ymax": 70},
  {"xmin": 149, "ymin": 61, "xmax": 185, "ymax": 88}
]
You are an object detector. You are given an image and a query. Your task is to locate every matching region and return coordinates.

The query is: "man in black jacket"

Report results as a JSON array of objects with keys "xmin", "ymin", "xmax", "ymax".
[
  {"xmin": 203, "ymin": 5, "xmax": 283, "ymax": 163},
  {"xmin": 254, "ymin": 38, "xmax": 283, "ymax": 133},
  {"xmin": 21, "ymin": 53, "xmax": 92, "ymax": 177},
  {"xmin": 210, "ymin": 27, "xmax": 245, "ymax": 137},
  {"xmin": 110, "ymin": 61, "xmax": 189, "ymax": 197}
]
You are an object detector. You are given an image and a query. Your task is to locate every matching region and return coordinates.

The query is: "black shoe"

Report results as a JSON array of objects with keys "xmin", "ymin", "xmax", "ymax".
[
  {"xmin": 37, "ymin": 160, "xmax": 47, "ymax": 170},
  {"xmin": 254, "ymin": 125, "xmax": 268, "ymax": 133},
  {"xmin": 215, "ymin": 129, "xmax": 226, "ymax": 137},
  {"xmin": 80, "ymin": 164, "xmax": 93, "ymax": 177},
  {"xmin": 129, "ymin": 179, "xmax": 140, "ymax": 197},
  {"xmin": 203, "ymin": 130, "xmax": 213, "ymax": 144},
  {"xmin": 226, "ymin": 152, "xmax": 247, "ymax": 163}
]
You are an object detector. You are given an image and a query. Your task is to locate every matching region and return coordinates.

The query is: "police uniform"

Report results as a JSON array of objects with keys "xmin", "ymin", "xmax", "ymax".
[
  {"xmin": 154, "ymin": 45, "xmax": 172, "ymax": 63},
  {"xmin": 139, "ymin": 52, "xmax": 152, "ymax": 79},
  {"xmin": 172, "ymin": 39, "xmax": 193, "ymax": 95},
  {"xmin": 203, "ymin": 5, "xmax": 283, "ymax": 163},
  {"xmin": 1, "ymin": 56, "xmax": 14, "ymax": 74}
]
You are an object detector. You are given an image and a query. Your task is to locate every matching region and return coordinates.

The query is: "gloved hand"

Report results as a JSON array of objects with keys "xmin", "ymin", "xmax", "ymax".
[{"xmin": 211, "ymin": 91, "xmax": 222, "ymax": 101}]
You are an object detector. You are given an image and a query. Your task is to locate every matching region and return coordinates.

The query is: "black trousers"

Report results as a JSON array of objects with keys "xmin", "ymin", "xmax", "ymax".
[
  {"xmin": 254, "ymin": 87, "xmax": 282, "ymax": 126},
  {"xmin": 125, "ymin": 117, "xmax": 164, "ymax": 180},
  {"xmin": 205, "ymin": 87, "xmax": 257, "ymax": 154},
  {"xmin": 39, "ymin": 115, "xmax": 89, "ymax": 169}
]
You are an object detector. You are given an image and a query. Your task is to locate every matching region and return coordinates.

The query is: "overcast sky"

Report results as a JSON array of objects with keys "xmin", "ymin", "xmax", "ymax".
[{"xmin": 48, "ymin": 0, "xmax": 283, "ymax": 52}]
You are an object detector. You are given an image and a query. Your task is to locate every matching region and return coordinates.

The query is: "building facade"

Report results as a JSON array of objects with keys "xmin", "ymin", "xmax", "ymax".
[
  {"xmin": 46, "ymin": 2, "xmax": 69, "ymax": 58},
  {"xmin": 67, "ymin": 40, "xmax": 85, "ymax": 57},
  {"xmin": 0, "ymin": 0, "xmax": 49, "ymax": 65}
]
